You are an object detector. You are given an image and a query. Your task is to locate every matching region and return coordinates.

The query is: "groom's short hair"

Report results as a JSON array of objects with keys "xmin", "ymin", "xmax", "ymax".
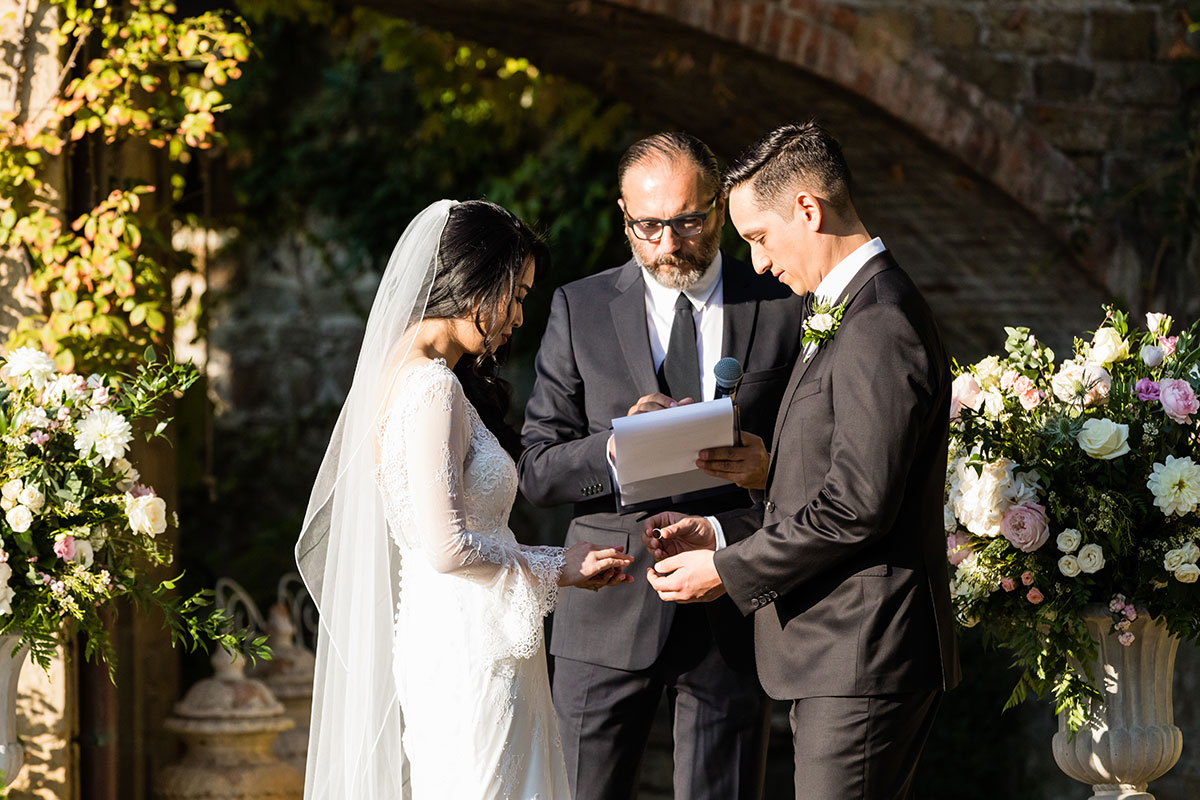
[
  {"xmin": 618, "ymin": 132, "xmax": 721, "ymax": 197},
  {"xmin": 724, "ymin": 121, "xmax": 855, "ymax": 218}
]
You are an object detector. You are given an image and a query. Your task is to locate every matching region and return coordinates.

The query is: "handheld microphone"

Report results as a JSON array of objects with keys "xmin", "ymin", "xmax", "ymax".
[
  {"xmin": 713, "ymin": 357, "xmax": 743, "ymax": 446},
  {"xmin": 713, "ymin": 357, "xmax": 743, "ymax": 401}
]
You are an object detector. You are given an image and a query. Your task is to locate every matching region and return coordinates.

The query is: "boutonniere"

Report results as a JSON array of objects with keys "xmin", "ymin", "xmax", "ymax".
[{"xmin": 801, "ymin": 296, "xmax": 848, "ymax": 360}]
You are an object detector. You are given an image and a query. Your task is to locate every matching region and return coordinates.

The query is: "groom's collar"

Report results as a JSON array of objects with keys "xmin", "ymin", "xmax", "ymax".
[{"xmin": 812, "ymin": 237, "xmax": 886, "ymax": 304}]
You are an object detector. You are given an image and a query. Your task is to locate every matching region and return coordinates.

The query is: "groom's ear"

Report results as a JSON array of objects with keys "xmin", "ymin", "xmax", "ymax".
[{"xmin": 794, "ymin": 191, "xmax": 823, "ymax": 232}]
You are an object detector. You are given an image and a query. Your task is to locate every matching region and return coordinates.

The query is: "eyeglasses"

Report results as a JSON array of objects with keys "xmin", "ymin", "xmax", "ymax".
[{"xmin": 623, "ymin": 195, "xmax": 718, "ymax": 242}]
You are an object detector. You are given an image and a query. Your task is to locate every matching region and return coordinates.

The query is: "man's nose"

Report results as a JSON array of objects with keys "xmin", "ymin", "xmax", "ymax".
[
  {"xmin": 752, "ymin": 250, "xmax": 771, "ymax": 274},
  {"xmin": 656, "ymin": 226, "xmax": 680, "ymax": 252}
]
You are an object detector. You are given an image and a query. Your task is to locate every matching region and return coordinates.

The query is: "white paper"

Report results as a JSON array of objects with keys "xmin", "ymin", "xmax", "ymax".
[{"xmin": 611, "ymin": 398, "xmax": 737, "ymax": 507}]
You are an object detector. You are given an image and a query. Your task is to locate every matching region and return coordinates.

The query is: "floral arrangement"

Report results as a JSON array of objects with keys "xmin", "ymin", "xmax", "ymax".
[
  {"xmin": 0, "ymin": 346, "xmax": 263, "ymax": 672},
  {"xmin": 944, "ymin": 308, "xmax": 1200, "ymax": 730}
]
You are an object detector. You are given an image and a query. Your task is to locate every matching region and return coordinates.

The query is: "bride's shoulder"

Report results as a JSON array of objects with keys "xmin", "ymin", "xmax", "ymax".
[{"xmin": 392, "ymin": 357, "xmax": 462, "ymax": 407}]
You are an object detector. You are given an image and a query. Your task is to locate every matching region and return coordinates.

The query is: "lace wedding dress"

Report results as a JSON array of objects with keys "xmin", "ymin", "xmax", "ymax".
[{"xmin": 375, "ymin": 358, "xmax": 570, "ymax": 800}]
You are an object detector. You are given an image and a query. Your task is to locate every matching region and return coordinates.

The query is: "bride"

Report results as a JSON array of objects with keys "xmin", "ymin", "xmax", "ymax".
[{"xmin": 296, "ymin": 199, "xmax": 635, "ymax": 799}]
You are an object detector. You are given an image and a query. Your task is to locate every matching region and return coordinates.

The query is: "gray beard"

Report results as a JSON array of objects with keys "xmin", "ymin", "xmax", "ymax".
[{"xmin": 633, "ymin": 233, "xmax": 721, "ymax": 291}]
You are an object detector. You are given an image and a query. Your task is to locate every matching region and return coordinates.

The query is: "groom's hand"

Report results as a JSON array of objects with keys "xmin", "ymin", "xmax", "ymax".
[
  {"xmin": 696, "ymin": 430, "xmax": 769, "ymax": 490},
  {"xmin": 642, "ymin": 513, "xmax": 715, "ymax": 560},
  {"xmin": 645, "ymin": 550, "xmax": 726, "ymax": 603}
]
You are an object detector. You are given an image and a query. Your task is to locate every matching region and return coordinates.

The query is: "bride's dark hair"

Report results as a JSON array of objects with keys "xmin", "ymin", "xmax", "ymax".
[{"xmin": 425, "ymin": 200, "xmax": 549, "ymax": 459}]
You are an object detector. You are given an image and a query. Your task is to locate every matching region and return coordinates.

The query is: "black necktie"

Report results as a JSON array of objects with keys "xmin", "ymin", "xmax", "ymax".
[{"xmin": 658, "ymin": 292, "xmax": 702, "ymax": 401}]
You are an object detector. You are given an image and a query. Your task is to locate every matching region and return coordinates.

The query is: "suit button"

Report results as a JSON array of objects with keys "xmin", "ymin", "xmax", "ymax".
[{"xmin": 765, "ymin": 500, "xmax": 776, "ymax": 513}]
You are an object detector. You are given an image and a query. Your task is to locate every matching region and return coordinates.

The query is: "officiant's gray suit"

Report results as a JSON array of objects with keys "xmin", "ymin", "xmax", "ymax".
[{"xmin": 518, "ymin": 252, "xmax": 805, "ymax": 800}]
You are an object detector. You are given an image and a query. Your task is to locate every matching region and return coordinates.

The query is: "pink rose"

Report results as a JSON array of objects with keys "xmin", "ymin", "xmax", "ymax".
[
  {"xmin": 950, "ymin": 373, "xmax": 983, "ymax": 419},
  {"xmin": 1012, "ymin": 375, "xmax": 1043, "ymax": 410},
  {"xmin": 1160, "ymin": 336, "xmax": 1177, "ymax": 357},
  {"xmin": 53, "ymin": 536, "xmax": 76, "ymax": 561},
  {"xmin": 946, "ymin": 533, "xmax": 972, "ymax": 566},
  {"xmin": 1118, "ymin": 631, "xmax": 1135, "ymax": 647},
  {"xmin": 1000, "ymin": 577, "xmax": 1017, "ymax": 592},
  {"xmin": 1159, "ymin": 378, "xmax": 1198, "ymax": 424},
  {"xmin": 1135, "ymin": 378, "xmax": 1161, "ymax": 402},
  {"xmin": 1026, "ymin": 587, "xmax": 1044, "ymax": 604},
  {"xmin": 1021, "ymin": 571, "xmax": 1034, "ymax": 586},
  {"xmin": 1001, "ymin": 503, "xmax": 1050, "ymax": 553}
]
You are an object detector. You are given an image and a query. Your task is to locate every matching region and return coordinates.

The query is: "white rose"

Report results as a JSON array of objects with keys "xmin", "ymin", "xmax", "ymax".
[
  {"xmin": 973, "ymin": 355, "xmax": 1004, "ymax": 389},
  {"xmin": 1056, "ymin": 528, "xmax": 1082, "ymax": 553},
  {"xmin": 981, "ymin": 389, "xmax": 1006, "ymax": 418},
  {"xmin": 1141, "ymin": 345, "xmax": 1165, "ymax": 368},
  {"xmin": 73, "ymin": 539, "xmax": 94, "ymax": 569},
  {"xmin": 1176, "ymin": 564, "xmax": 1200, "ymax": 583},
  {"xmin": 1090, "ymin": 327, "xmax": 1130, "ymax": 366},
  {"xmin": 1180, "ymin": 541, "xmax": 1200, "ymax": 565},
  {"xmin": 17, "ymin": 485, "xmax": 43, "ymax": 513},
  {"xmin": 807, "ymin": 313, "xmax": 835, "ymax": 333},
  {"xmin": 0, "ymin": 498, "xmax": 12, "ymax": 512},
  {"xmin": 126, "ymin": 494, "xmax": 167, "ymax": 537},
  {"xmin": 1077, "ymin": 543, "xmax": 1106, "ymax": 574},
  {"xmin": 1145, "ymin": 312, "xmax": 1172, "ymax": 336},
  {"xmin": 0, "ymin": 480, "xmax": 22, "ymax": 502},
  {"xmin": 1077, "ymin": 418, "xmax": 1130, "ymax": 460},
  {"xmin": 5, "ymin": 505, "xmax": 32, "ymax": 533},
  {"xmin": 1164, "ymin": 548, "xmax": 1187, "ymax": 572},
  {"xmin": 1058, "ymin": 555, "xmax": 1082, "ymax": 577}
]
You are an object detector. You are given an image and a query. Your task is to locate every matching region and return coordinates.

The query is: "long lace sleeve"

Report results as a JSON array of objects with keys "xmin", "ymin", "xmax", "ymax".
[{"xmin": 377, "ymin": 362, "xmax": 564, "ymax": 659}]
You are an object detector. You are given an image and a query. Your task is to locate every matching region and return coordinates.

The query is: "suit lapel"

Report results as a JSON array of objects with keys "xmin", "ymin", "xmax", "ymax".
[
  {"xmin": 766, "ymin": 251, "xmax": 900, "ymax": 476},
  {"xmin": 720, "ymin": 255, "xmax": 759, "ymax": 364},
  {"xmin": 609, "ymin": 259, "xmax": 660, "ymax": 397}
]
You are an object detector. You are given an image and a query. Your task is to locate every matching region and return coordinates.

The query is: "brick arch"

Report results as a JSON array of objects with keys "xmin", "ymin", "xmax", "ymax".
[
  {"xmin": 606, "ymin": 0, "xmax": 1089, "ymax": 231},
  {"xmin": 364, "ymin": 0, "xmax": 1117, "ymax": 356}
]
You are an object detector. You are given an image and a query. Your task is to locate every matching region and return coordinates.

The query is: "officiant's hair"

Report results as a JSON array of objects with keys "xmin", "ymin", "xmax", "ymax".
[
  {"xmin": 723, "ymin": 121, "xmax": 855, "ymax": 218},
  {"xmin": 427, "ymin": 200, "xmax": 549, "ymax": 458},
  {"xmin": 617, "ymin": 132, "xmax": 721, "ymax": 197}
]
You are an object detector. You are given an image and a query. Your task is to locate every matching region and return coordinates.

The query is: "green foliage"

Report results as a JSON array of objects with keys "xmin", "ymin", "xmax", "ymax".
[{"xmin": 1, "ymin": 0, "xmax": 251, "ymax": 372}]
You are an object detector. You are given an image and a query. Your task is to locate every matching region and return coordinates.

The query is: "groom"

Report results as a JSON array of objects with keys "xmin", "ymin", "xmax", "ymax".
[{"xmin": 644, "ymin": 121, "xmax": 961, "ymax": 799}]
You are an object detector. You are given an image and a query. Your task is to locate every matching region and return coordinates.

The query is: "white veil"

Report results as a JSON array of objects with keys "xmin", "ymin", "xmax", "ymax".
[{"xmin": 295, "ymin": 199, "xmax": 456, "ymax": 800}]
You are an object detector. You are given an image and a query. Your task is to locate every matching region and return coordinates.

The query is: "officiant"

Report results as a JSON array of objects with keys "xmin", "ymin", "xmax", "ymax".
[{"xmin": 518, "ymin": 132, "xmax": 805, "ymax": 800}]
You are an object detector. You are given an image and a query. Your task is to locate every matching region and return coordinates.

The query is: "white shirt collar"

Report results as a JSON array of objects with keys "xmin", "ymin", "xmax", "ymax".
[
  {"xmin": 813, "ymin": 237, "xmax": 885, "ymax": 304},
  {"xmin": 642, "ymin": 251, "xmax": 723, "ymax": 312}
]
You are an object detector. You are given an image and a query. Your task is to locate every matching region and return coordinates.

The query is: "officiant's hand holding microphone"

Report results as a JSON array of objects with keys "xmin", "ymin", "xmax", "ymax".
[{"xmin": 641, "ymin": 512, "xmax": 726, "ymax": 603}]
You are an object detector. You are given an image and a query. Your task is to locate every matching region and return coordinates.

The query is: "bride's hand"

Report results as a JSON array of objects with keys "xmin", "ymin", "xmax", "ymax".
[{"xmin": 560, "ymin": 543, "xmax": 635, "ymax": 590}]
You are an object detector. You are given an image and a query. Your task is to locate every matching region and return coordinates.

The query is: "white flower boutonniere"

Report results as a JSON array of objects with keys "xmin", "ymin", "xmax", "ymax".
[{"xmin": 801, "ymin": 296, "xmax": 849, "ymax": 360}]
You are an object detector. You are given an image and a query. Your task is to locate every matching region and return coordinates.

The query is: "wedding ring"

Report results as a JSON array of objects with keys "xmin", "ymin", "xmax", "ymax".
[{"xmin": 651, "ymin": 528, "xmax": 662, "ymax": 539}]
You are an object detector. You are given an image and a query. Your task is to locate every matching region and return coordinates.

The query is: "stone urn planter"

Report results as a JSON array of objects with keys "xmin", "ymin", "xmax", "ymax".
[
  {"xmin": 1051, "ymin": 604, "xmax": 1184, "ymax": 800},
  {"xmin": 0, "ymin": 634, "xmax": 29, "ymax": 789},
  {"xmin": 156, "ymin": 647, "xmax": 302, "ymax": 800}
]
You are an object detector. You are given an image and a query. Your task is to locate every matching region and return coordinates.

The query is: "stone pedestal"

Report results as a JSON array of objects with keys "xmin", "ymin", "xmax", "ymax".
[
  {"xmin": 256, "ymin": 604, "xmax": 314, "ymax": 777},
  {"xmin": 155, "ymin": 649, "xmax": 301, "ymax": 800},
  {"xmin": 1052, "ymin": 605, "xmax": 1184, "ymax": 800}
]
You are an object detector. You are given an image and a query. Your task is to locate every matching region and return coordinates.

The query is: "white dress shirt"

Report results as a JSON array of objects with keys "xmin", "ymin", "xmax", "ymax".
[
  {"xmin": 642, "ymin": 251, "xmax": 724, "ymax": 402},
  {"xmin": 711, "ymin": 237, "xmax": 887, "ymax": 552}
]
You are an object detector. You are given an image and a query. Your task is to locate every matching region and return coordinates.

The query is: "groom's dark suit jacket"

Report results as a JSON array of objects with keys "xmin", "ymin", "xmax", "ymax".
[
  {"xmin": 519, "ymin": 253, "xmax": 806, "ymax": 671},
  {"xmin": 714, "ymin": 252, "xmax": 961, "ymax": 699}
]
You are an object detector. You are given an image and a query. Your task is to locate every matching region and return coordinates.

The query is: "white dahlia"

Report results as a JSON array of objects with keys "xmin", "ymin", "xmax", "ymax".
[
  {"xmin": 74, "ymin": 408, "xmax": 133, "ymax": 465},
  {"xmin": 1146, "ymin": 456, "xmax": 1200, "ymax": 518},
  {"xmin": 0, "ymin": 347, "xmax": 57, "ymax": 390}
]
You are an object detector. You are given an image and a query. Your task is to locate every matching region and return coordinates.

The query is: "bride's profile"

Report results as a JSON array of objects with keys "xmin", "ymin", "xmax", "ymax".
[{"xmin": 296, "ymin": 199, "xmax": 634, "ymax": 799}]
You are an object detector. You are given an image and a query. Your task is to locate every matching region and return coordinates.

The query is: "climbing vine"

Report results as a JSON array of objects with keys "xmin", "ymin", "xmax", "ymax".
[{"xmin": 1, "ymin": 0, "xmax": 250, "ymax": 372}]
